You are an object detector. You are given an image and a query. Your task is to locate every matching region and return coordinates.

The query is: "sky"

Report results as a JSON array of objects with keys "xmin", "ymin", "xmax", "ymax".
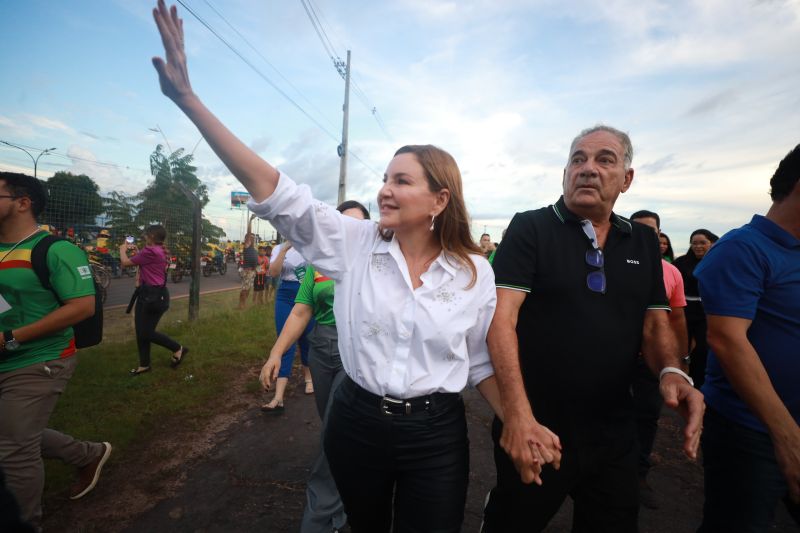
[{"xmin": 1, "ymin": 0, "xmax": 799, "ymax": 250}]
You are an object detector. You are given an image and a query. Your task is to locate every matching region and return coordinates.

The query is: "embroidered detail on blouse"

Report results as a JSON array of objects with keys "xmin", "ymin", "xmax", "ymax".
[
  {"xmin": 362, "ymin": 320, "xmax": 390, "ymax": 338},
  {"xmin": 371, "ymin": 255, "xmax": 390, "ymax": 273},
  {"xmin": 314, "ymin": 202, "xmax": 329, "ymax": 216},
  {"xmin": 434, "ymin": 285, "xmax": 456, "ymax": 304}
]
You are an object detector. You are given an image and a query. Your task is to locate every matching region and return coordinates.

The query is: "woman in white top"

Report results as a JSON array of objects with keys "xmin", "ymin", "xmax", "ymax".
[
  {"xmin": 263, "ymin": 239, "xmax": 314, "ymax": 411},
  {"xmin": 152, "ymin": 3, "xmax": 508, "ymax": 530}
]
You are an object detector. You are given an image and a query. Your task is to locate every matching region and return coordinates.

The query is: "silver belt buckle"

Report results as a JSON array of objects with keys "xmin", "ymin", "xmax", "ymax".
[{"xmin": 381, "ymin": 396, "xmax": 409, "ymax": 415}]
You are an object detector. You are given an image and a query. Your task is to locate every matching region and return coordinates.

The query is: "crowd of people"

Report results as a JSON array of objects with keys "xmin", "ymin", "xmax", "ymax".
[{"xmin": 0, "ymin": 2, "xmax": 798, "ymax": 532}]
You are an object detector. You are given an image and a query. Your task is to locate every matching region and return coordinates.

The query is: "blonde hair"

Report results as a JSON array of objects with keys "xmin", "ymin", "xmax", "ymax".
[{"xmin": 381, "ymin": 145, "xmax": 481, "ymax": 287}]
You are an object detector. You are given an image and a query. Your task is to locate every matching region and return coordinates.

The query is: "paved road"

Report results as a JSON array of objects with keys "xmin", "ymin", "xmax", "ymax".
[{"xmin": 103, "ymin": 267, "xmax": 242, "ymax": 307}]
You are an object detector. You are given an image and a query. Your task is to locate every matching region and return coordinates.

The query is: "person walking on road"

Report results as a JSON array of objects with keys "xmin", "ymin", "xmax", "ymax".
[
  {"xmin": 120, "ymin": 225, "xmax": 187, "ymax": 375},
  {"xmin": 695, "ymin": 144, "xmax": 800, "ymax": 532},
  {"xmin": 629, "ymin": 209, "xmax": 688, "ymax": 509},
  {"xmin": 482, "ymin": 126, "xmax": 704, "ymax": 532},
  {"xmin": 262, "ymin": 238, "xmax": 315, "ymax": 410},
  {"xmin": 151, "ymin": 5, "xmax": 504, "ymax": 530},
  {"xmin": 260, "ymin": 200, "xmax": 369, "ymax": 533},
  {"xmin": 0, "ymin": 172, "xmax": 112, "ymax": 530},
  {"xmin": 673, "ymin": 228, "xmax": 719, "ymax": 389}
]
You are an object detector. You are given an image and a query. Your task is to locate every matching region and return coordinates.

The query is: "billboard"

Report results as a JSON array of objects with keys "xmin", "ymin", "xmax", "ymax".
[{"xmin": 231, "ymin": 191, "xmax": 251, "ymax": 207}]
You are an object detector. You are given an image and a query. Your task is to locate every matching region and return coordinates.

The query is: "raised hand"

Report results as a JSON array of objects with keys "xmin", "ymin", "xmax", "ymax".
[{"xmin": 152, "ymin": 0, "xmax": 194, "ymax": 105}]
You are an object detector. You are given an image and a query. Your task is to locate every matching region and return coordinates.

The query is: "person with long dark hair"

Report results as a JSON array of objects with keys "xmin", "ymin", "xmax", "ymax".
[
  {"xmin": 659, "ymin": 231, "xmax": 675, "ymax": 263},
  {"xmin": 673, "ymin": 228, "xmax": 719, "ymax": 388},
  {"xmin": 120, "ymin": 225, "xmax": 187, "ymax": 375},
  {"xmin": 151, "ymin": 4, "xmax": 503, "ymax": 530}
]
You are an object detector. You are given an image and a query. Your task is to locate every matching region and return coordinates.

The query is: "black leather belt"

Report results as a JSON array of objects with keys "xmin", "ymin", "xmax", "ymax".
[{"xmin": 343, "ymin": 377, "xmax": 460, "ymax": 416}]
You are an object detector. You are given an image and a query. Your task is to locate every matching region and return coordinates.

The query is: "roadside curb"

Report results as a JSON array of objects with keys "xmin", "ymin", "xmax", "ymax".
[{"xmin": 103, "ymin": 286, "xmax": 240, "ymax": 311}]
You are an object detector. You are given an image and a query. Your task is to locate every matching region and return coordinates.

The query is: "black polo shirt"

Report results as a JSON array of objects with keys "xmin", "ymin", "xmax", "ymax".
[{"xmin": 493, "ymin": 196, "xmax": 668, "ymax": 447}]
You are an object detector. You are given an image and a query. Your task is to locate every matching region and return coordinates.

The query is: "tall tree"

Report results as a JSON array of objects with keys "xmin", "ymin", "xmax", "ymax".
[
  {"xmin": 102, "ymin": 191, "xmax": 140, "ymax": 242},
  {"xmin": 41, "ymin": 171, "xmax": 103, "ymax": 232},
  {"xmin": 137, "ymin": 144, "xmax": 224, "ymax": 257}
]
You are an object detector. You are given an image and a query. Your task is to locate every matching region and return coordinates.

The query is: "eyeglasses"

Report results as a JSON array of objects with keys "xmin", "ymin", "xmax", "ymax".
[{"xmin": 585, "ymin": 248, "xmax": 606, "ymax": 294}]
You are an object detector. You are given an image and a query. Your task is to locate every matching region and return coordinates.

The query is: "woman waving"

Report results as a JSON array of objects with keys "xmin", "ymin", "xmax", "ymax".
[{"xmin": 152, "ymin": 3, "xmax": 504, "ymax": 530}]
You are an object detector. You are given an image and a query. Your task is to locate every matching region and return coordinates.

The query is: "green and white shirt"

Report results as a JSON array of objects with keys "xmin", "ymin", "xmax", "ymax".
[{"xmin": 0, "ymin": 231, "xmax": 95, "ymax": 372}]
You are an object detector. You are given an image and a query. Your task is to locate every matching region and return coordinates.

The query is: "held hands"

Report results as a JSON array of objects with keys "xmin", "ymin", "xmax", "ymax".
[
  {"xmin": 660, "ymin": 373, "xmax": 706, "ymax": 460},
  {"xmin": 500, "ymin": 412, "xmax": 562, "ymax": 486},
  {"xmin": 259, "ymin": 351, "xmax": 281, "ymax": 390},
  {"xmin": 152, "ymin": 0, "xmax": 195, "ymax": 105}
]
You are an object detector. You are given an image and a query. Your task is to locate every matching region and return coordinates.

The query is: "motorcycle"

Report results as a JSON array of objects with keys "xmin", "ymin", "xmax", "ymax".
[
  {"xmin": 169, "ymin": 256, "xmax": 192, "ymax": 283},
  {"xmin": 201, "ymin": 255, "xmax": 227, "ymax": 277}
]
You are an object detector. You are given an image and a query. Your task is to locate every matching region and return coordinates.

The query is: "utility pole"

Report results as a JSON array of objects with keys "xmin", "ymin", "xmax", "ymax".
[
  {"xmin": 336, "ymin": 50, "xmax": 351, "ymax": 205},
  {"xmin": 177, "ymin": 184, "xmax": 202, "ymax": 321}
]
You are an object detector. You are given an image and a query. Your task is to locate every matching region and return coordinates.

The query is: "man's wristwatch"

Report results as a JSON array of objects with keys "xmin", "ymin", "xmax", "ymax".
[
  {"xmin": 659, "ymin": 366, "xmax": 694, "ymax": 387},
  {"xmin": 2, "ymin": 330, "xmax": 20, "ymax": 352}
]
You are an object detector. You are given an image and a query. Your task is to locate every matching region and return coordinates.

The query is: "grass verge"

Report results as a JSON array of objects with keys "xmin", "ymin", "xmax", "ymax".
[{"xmin": 43, "ymin": 290, "xmax": 277, "ymax": 497}]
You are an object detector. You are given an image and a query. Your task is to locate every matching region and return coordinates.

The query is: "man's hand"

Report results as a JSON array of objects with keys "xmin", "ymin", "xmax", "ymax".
[
  {"xmin": 660, "ymin": 373, "xmax": 705, "ymax": 459},
  {"xmin": 773, "ymin": 424, "xmax": 800, "ymax": 503},
  {"xmin": 500, "ymin": 412, "xmax": 562, "ymax": 486}
]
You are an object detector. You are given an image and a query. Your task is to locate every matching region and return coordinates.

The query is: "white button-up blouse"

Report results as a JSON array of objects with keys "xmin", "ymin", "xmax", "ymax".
[{"xmin": 248, "ymin": 173, "xmax": 496, "ymax": 398}]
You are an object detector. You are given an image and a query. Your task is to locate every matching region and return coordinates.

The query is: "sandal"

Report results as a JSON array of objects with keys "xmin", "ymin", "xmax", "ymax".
[
  {"xmin": 170, "ymin": 347, "xmax": 189, "ymax": 369},
  {"xmin": 129, "ymin": 366, "xmax": 151, "ymax": 376},
  {"xmin": 260, "ymin": 401, "xmax": 285, "ymax": 415},
  {"xmin": 305, "ymin": 380, "xmax": 314, "ymax": 395}
]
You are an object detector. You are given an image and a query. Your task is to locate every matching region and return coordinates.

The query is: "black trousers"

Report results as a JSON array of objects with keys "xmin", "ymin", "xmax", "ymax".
[
  {"xmin": 632, "ymin": 358, "xmax": 663, "ymax": 477},
  {"xmin": 687, "ymin": 317, "xmax": 708, "ymax": 388},
  {"xmin": 134, "ymin": 297, "xmax": 180, "ymax": 367},
  {"xmin": 483, "ymin": 417, "xmax": 639, "ymax": 533},
  {"xmin": 324, "ymin": 377, "xmax": 469, "ymax": 533}
]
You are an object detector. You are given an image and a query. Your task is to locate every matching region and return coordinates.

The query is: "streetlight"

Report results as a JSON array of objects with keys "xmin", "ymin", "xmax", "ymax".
[
  {"xmin": 0, "ymin": 140, "xmax": 57, "ymax": 178},
  {"xmin": 148, "ymin": 125, "xmax": 172, "ymax": 153}
]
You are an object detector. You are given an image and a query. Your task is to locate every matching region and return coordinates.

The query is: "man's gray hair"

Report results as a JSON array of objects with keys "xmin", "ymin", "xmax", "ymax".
[{"xmin": 568, "ymin": 125, "xmax": 634, "ymax": 170}]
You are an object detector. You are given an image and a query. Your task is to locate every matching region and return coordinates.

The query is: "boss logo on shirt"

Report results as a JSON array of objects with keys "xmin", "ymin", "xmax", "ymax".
[
  {"xmin": 626, "ymin": 259, "xmax": 640, "ymax": 264},
  {"xmin": 77, "ymin": 266, "xmax": 92, "ymax": 279}
]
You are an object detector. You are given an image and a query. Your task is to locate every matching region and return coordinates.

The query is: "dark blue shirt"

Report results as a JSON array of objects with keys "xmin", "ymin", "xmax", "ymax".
[
  {"xmin": 243, "ymin": 246, "xmax": 258, "ymax": 269},
  {"xmin": 695, "ymin": 215, "xmax": 800, "ymax": 433}
]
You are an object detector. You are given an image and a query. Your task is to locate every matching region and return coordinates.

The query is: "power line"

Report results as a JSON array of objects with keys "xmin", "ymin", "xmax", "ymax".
[
  {"xmin": 175, "ymin": 0, "xmax": 336, "ymax": 142},
  {"xmin": 174, "ymin": 0, "xmax": 381, "ymax": 178},
  {"xmin": 299, "ymin": 0, "xmax": 391, "ymax": 140},
  {"xmin": 300, "ymin": 0, "xmax": 340, "ymax": 64},
  {"xmin": 201, "ymin": 0, "xmax": 339, "ymax": 133}
]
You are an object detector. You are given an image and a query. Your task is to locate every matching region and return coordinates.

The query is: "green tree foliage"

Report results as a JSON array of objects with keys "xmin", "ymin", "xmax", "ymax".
[
  {"xmin": 136, "ymin": 144, "xmax": 224, "ymax": 257},
  {"xmin": 102, "ymin": 191, "xmax": 141, "ymax": 244},
  {"xmin": 41, "ymin": 171, "xmax": 103, "ymax": 231}
]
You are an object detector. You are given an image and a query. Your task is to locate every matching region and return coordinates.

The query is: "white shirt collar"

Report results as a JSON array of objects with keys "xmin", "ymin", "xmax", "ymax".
[{"xmin": 373, "ymin": 234, "xmax": 459, "ymax": 279}]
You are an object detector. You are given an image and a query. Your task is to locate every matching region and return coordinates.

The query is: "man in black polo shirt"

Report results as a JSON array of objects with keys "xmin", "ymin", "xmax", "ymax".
[{"xmin": 481, "ymin": 125, "xmax": 705, "ymax": 532}]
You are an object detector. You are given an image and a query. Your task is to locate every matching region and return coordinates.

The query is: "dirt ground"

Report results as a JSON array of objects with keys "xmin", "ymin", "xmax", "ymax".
[{"xmin": 43, "ymin": 367, "xmax": 798, "ymax": 533}]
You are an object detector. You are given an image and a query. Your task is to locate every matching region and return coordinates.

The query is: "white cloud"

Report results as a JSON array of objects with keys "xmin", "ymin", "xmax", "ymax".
[{"xmin": 24, "ymin": 114, "xmax": 75, "ymax": 134}]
